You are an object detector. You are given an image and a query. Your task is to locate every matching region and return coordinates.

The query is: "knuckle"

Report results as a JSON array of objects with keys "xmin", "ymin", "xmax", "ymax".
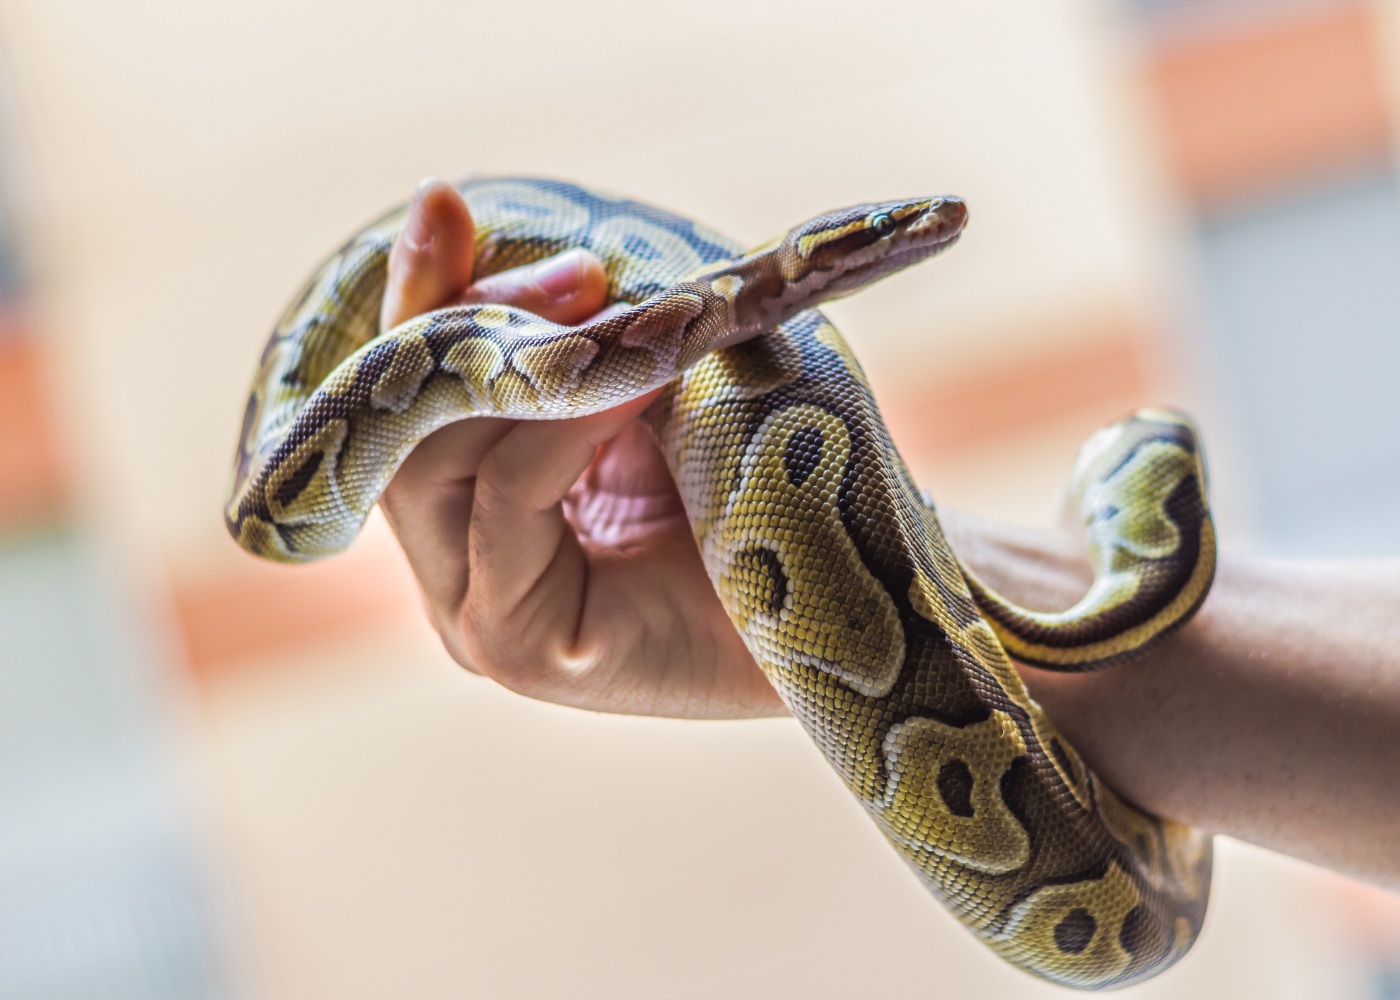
[
  {"xmin": 461, "ymin": 271, "xmax": 532, "ymax": 309},
  {"xmin": 470, "ymin": 459, "xmax": 518, "ymax": 512},
  {"xmin": 472, "ymin": 648, "xmax": 545, "ymax": 696},
  {"xmin": 454, "ymin": 603, "xmax": 547, "ymax": 695},
  {"xmin": 475, "ymin": 435, "xmax": 569, "ymax": 515}
]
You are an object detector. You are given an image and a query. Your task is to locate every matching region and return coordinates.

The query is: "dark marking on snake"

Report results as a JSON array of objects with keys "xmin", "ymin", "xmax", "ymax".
[
  {"xmin": 936, "ymin": 759, "xmax": 976, "ymax": 817},
  {"xmin": 735, "ymin": 545, "xmax": 788, "ymax": 615},
  {"xmin": 1134, "ymin": 833, "xmax": 1152, "ymax": 861},
  {"xmin": 1118, "ymin": 904, "xmax": 1158, "ymax": 959},
  {"xmin": 1049, "ymin": 737, "xmax": 1079, "ymax": 787},
  {"xmin": 274, "ymin": 450, "xmax": 323, "ymax": 509},
  {"xmin": 1054, "ymin": 908, "xmax": 1098, "ymax": 954},
  {"xmin": 783, "ymin": 425, "xmax": 825, "ymax": 487}
]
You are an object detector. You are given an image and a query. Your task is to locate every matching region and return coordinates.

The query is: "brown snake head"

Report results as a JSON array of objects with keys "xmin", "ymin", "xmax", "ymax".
[
  {"xmin": 700, "ymin": 196, "xmax": 967, "ymax": 347},
  {"xmin": 783, "ymin": 196, "xmax": 967, "ymax": 296}
]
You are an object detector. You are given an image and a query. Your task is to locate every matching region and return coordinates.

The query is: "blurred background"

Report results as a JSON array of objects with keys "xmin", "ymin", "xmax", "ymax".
[{"xmin": 2, "ymin": 0, "xmax": 1399, "ymax": 996}]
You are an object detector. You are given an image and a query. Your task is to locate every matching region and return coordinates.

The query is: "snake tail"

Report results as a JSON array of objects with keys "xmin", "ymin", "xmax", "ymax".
[{"xmin": 967, "ymin": 408, "xmax": 1217, "ymax": 671}]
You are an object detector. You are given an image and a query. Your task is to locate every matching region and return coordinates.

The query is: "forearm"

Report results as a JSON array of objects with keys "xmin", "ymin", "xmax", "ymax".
[{"xmin": 945, "ymin": 512, "xmax": 1400, "ymax": 888}]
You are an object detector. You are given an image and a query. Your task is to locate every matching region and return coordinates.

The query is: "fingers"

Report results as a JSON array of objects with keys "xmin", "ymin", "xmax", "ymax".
[
  {"xmin": 466, "ymin": 392, "xmax": 661, "ymax": 623},
  {"xmin": 380, "ymin": 177, "xmax": 611, "ymax": 333},
  {"xmin": 380, "ymin": 178, "xmax": 476, "ymax": 332},
  {"xmin": 460, "ymin": 247, "xmax": 611, "ymax": 325},
  {"xmin": 377, "ymin": 177, "xmax": 617, "ymax": 666}
]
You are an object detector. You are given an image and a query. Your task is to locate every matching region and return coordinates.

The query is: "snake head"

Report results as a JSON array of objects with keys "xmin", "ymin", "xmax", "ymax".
[{"xmin": 782, "ymin": 196, "xmax": 967, "ymax": 302}]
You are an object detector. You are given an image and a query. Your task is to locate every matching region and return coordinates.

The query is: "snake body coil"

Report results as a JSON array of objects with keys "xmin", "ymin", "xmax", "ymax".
[{"xmin": 227, "ymin": 178, "xmax": 1216, "ymax": 989}]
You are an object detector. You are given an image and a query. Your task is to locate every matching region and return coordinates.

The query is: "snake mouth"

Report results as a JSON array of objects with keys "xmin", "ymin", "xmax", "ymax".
[
  {"xmin": 902, "ymin": 196, "xmax": 968, "ymax": 259},
  {"xmin": 913, "ymin": 196, "xmax": 969, "ymax": 241},
  {"xmin": 892, "ymin": 225, "xmax": 964, "ymax": 264},
  {"xmin": 825, "ymin": 201, "xmax": 967, "ymax": 297}
]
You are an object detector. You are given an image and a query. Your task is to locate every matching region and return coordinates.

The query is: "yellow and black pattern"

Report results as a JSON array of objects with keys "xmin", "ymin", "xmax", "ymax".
[
  {"xmin": 965, "ymin": 409, "xmax": 1217, "ymax": 670},
  {"xmin": 227, "ymin": 178, "xmax": 1216, "ymax": 989}
]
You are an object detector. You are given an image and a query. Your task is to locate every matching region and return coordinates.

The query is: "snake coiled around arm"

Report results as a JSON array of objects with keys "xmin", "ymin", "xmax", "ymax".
[{"xmin": 226, "ymin": 178, "xmax": 1216, "ymax": 989}]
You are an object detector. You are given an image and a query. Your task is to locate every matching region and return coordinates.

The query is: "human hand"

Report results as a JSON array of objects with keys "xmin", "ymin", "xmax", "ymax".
[{"xmin": 378, "ymin": 179, "xmax": 786, "ymax": 718}]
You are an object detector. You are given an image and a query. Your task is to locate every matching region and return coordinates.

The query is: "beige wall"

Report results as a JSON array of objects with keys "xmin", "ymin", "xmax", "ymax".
[{"xmin": 0, "ymin": 0, "xmax": 1191, "ymax": 568}]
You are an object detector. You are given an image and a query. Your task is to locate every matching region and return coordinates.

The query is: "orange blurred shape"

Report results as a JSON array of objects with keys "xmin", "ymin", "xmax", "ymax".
[
  {"xmin": 172, "ymin": 527, "xmax": 421, "ymax": 682},
  {"xmin": 1148, "ymin": 6, "xmax": 1392, "ymax": 207},
  {"xmin": 1331, "ymin": 876, "xmax": 1400, "ymax": 961},
  {"xmin": 882, "ymin": 320, "xmax": 1150, "ymax": 464},
  {"xmin": 0, "ymin": 333, "xmax": 69, "ymax": 534}
]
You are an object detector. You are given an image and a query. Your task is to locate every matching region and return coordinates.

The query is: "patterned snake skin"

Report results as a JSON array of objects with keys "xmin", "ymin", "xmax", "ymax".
[{"xmin": 226, "ymin": 178, "xmax": 1216, "ymax": 988}]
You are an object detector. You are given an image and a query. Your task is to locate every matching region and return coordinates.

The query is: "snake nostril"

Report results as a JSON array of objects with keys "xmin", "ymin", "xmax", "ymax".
[{"xmin": 938, "ymin": 197, "xmax": 968, "ymax": 234}]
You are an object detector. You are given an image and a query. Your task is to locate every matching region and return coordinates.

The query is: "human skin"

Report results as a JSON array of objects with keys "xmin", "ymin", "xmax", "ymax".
[{"xmin": 379, "ymin": 179, "xmax": 1400, "ymax": 890}]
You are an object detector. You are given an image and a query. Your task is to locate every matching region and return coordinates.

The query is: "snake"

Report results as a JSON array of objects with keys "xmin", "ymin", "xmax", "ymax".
[{"xmin": 226, "ymin": 178, "xmax": 1216, "ymax": 989}]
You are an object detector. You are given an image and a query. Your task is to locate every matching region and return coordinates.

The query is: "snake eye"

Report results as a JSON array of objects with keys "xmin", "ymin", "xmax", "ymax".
[{"xmin": 871, "ymin": 213, "xmax": 896, "ymax": 238}]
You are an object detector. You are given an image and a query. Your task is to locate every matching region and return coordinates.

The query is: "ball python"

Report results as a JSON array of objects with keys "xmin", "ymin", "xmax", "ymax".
[{"xmin": 226, "ymin": 178, "xmax": 1216, "ymax": 989}]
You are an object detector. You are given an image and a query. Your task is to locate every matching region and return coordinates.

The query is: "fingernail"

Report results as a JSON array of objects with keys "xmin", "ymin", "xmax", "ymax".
[
  {"xmin": 403, "ymin": 179, "xmax": 439, "ymax": 253},
  {"xmin": 532, "ymin": 249, "xmax": 586, "ymax": 298}
]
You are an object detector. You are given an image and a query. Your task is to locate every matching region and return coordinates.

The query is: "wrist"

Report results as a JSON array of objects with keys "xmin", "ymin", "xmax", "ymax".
[{"xmin": 939, "ymin": 509, "xmax": 1091, "ymax": 613}]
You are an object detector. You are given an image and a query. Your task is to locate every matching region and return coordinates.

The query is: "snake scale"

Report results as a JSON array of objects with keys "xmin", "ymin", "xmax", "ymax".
[{"xmin": 227, "ymin": 178, "xmax": 1216, "ymax": 989}]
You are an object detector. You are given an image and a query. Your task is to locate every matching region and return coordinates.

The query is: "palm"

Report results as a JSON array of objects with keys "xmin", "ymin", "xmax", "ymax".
[{"xmin": 559, "ymin": 418, "xmax": 781, "ymax": 717}]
